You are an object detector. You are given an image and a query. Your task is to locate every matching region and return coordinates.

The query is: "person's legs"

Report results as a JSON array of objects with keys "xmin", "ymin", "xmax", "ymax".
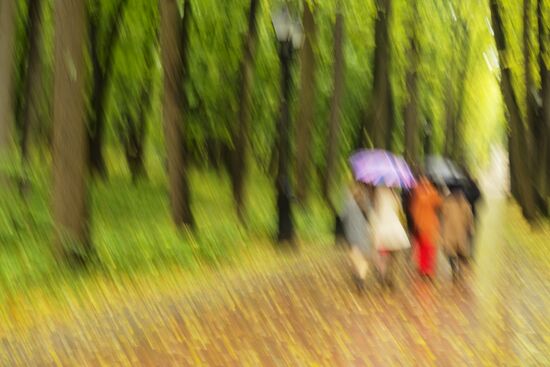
[
  {"xmin": 418, "ymin": 234, "xmax": 436, "ymax": 277},
  {"xmin": 384, "ymin": 251, "xmax": 397, "ymax": 288},
  {"xmin": 449, "ymin": 253, "xmax": 459, "ymax": 280},
  {"xmin": 417, "ymin": 234, "xmax": 427, "ymax": 274},
  {"xmin": 468, "ymin": 231, "xmax": 475, "ymax": 259},
  {"xmin": 425, "ymin": 239, "xmax": 436, "ymax": 276},
  {"xmin": 378, "ymin": 249, "xmax": 388, "ymax": 276},
  {"xmin": 375, "ymin": 248, "xmax": 395, "ymax": 287},
  {"xmin": 349, "ymin": 246, "xmax": 368, "ymax": 291}
]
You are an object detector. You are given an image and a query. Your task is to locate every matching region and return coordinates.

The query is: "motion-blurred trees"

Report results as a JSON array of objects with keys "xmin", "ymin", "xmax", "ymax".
[
  {"xmin": 0, "ymin": 0, "xmax": 16, "ymax": 157},
  {"xmin": 402, "ymin": 1, "xmax": 419, "ymax": 168},
  {"xmin": 120, "ymin": 42, "xmax": 155, "ymax": 182},
  {"xmin": 51, "ymin": 0, "xmax": 90, "ymax": 262},
  {"xmin": 323, "ymin": 2, "xmax": 345, "ymax": 204},
  {"xmin": 230, "ymin": 0, "xmax": 260, "ymax": 221},
  {"xmin": 159, "ymin": 0, "xmax": 194, "ymax": 228},
  {"xmin": 490, "ymin": 0, "xmax": 549, "ymax": 219},
  {"xmin": 366, "ymin": 0, "xmax": 394, "ymax": 150},
  {"xmin": 295, "ymin": 2, "xmax": 317, "ymax": 203},
  {"xmin": 87, "ymin": 0, "xmax": 130, "ymax": 177},
  {"xmin": 18, "ymin": 0, "xmax": 43, "ymax": 195},
  {"xmin": 5, "ymin": 0, "xmax": 545, "ymax": 267},
  {"xmin": 537, "ymin": 0, "xmax": 550, "ymax": 214}
]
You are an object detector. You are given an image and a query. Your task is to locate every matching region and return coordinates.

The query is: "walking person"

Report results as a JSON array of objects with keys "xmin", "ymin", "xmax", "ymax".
[
  {"xmin": 410, "ymin": 176, "xmax": 443, "ymax": 278},
  {"xmin": 461, "ymin": 172, "xmax": 482, "ymax": 259},
  {"xmin": 370, "ymin": 186, "xmax": 410, "ymax": 288},
  {"xmin": 347, "ymin": 149, "xmax": 416, "ymax": 288},
  {"xmin": 440, "ymin": 186, "xmax": 474, "ymax": 279},
  {"xmin": 341, "ymin": 182, "xmax": 373, "ymax": 292}
]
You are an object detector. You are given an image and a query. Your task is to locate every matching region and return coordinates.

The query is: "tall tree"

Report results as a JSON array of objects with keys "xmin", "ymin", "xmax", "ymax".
[
  {"xmin": 368, "ymin": 0, "xmax": 394, "ymax": 150},
  {"xmin": 0, "ymin": 0, "xmax": 16, "ymax": 156},
  {"xmin": 122, "ymin": 42, "xmax": 156, "ymax": 182},
  {"xmin": 403, "ymin": 2, "xmax": 419, "ymax": 167},
  {"xmin": 444, "ymin": 20, "xmax": 471, "ymax": 162},
  {"xmin": 18, "ymin": 0, "xmax": 44, "ymax": 195},
  {"xmin": 159, "ymin": 0, "xmax": 194, "ymax": 227},
  {"xmin": 230, "ymin": 0, "xmax": 260, "ymax": 221},
  {"xmin": 295, "ymin": 2, "xmax": 316, "ymax": 202},
  {"xmin": 323, "ymin": 3, "xmax": 344, "ymax": 202},
  {"xmin": 535, "ymin": 0, "xmax": 549, "ymax": 214},
  {"xmin": 523, "ymin": 0, "xmax": 537, "ymax": 170},
  {"xmin": 490, "ymin": 0, "xmax": 538, "ymax": 220},
  {"xmin": 52, "ymin": 0, "xmax": 90, "ymax": 261},
  {"xmin": 87, "ymin": 0, "xmax": 129, "ymax": 177}
]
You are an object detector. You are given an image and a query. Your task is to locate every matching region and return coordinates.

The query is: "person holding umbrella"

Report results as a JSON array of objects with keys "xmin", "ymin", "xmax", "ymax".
[
  {"xmin": 370, "ymin": 185, "xmax": 411, "ymax": 287},
  {"xmin": 349, "ymin": 150, "xmax": 415, "ymax": 288},
  {"xmin": 440, "ymin": 185, "xmax": 474, "ymax": 279},
  {"xmin": 425, "ymin": 156, "xmax": 481, "ymax": 260}
]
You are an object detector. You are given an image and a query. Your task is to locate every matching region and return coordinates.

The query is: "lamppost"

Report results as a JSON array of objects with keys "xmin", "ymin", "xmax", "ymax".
[{"xmin": 271, "ymin": 6, "xmax": 303, "ymax": 244}]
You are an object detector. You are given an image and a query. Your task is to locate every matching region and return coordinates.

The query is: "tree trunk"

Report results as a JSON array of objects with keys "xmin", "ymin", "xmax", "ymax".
[
  {"xmin": 52, "ymin": 0, "xmax": 90, "ymax": 262},
  {"xmin": 124, "ymin": 45, "xmax": 155, "ymax": 183},
  {"xmin": 368, "ymin": 0, "xmax": 393, "ymax": 150},
  {"xmin": 0, "ymin": 0, "xmax": 16, "ymax": 155},
  {"xmin": 19, "ymin": 0, "xmax": 44, "ymax": 195},
  {"xmin": 404, "ymin": 25, "xmax": 419, "ymax": 168},
  {"xmin": 124, "ymin": 113, "xmax": 146, "ymax": 183},
  {"xmin": 423, "ymin": 119, "xmax": 433, "ymax": 158},
  {"xmin": 443, "ymin": 78, "xmax": 456, "ymax": 158},
  {"xmin": 230, "ymin": 0, "xmax": 260, "ymax": 220},
  {"xmin": 295, "ymin": 4, "xmax": 316, "ymax": 203},
  {"xmin": 490, "ymin": 0, "xmax": 538, "ymax": 220},
  {"xmin": 86, "ymin": 0, "xmax": 129, "ymax": 178},
  {"xmin": 535, "ymin": 0, "xmax": 549, "ymax": 214},
  {"xmin": 523, "ymin": 0, "xmax": 537, "ymax": 162},
  {"xmin": 444, "ymin": 21, "xmax": 470, "ymax": 162},
  {"xmin": 159, "ymin": 0, "xmax": 194, "ymax": 227},
  {"xmin": 87, "ymin": 54, "xmax": 108, "ymax": 177},
  {"xmin": 323, "ymin": 6, "xmax": 344, "ymax": 203}
]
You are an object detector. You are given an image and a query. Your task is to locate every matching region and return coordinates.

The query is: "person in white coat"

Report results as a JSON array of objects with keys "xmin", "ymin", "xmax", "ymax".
[{"xmin": 370, "ymin": 186, "xmax": 410, "ymax": 287}]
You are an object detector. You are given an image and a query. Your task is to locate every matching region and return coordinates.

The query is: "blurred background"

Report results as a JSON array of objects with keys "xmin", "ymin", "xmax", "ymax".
[{"xmin": 0, "ymin": 0, "xmax": 549, "ymax": 364}]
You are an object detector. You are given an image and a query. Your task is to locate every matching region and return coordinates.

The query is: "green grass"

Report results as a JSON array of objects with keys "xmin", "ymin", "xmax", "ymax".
[{"xmin": 0, "ymin": 146, "xmax": 333, "ymax": 305}]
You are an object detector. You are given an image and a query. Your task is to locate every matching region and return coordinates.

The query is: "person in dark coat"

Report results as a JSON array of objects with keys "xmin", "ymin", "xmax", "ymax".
[
  {"xmin": 451, "ymin": 170, "xmax": 482, "ymax": 260},
  {"xmin": 401, "ymin": 189, "xmax": 415, "ymax": 237},
  {"xmin": 463, "ymin": 177, "xmax": 482, "ymax": 221},
  {"xmin": 440, "ymin": 187, "xmax": 475, "ymax": 279}
]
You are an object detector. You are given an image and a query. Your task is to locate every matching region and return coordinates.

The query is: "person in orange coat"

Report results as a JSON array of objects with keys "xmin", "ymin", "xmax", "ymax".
[{"xmin": 410, "ymin": 177, "xmax": 443, "ymax": 277}]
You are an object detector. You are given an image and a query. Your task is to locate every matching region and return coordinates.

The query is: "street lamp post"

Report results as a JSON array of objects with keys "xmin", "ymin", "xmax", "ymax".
[{"xmin": 272, "ymin": 7, "xmax": 303, "ymax": 244}]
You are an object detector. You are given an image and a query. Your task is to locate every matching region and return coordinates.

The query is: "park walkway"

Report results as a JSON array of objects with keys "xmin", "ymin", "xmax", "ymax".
[
  {"xmin": 1, "ymin": 150, "xmax": 549, "ymax": 366},
  {"xmin": 2, "ymin": 198, "xmax": 549, "ymax": 366}
]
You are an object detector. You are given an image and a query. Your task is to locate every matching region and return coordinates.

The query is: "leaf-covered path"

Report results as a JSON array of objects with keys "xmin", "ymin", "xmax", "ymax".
[{"xmin": 1, "ymin": 194, "xmax": 549, "ymax": 366}]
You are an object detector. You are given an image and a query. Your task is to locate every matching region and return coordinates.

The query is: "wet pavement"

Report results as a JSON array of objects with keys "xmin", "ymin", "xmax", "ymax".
[{"xmin": 1, "ymin": 196, "xmax": 549, "ymax": 366}]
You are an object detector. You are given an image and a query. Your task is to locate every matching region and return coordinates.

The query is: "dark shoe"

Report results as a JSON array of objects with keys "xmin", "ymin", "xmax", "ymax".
[
  {"xmin": 374, "ymin": 269, "xmax": 384, "ymax": 284},
  {"xmin": 457, "ymin": 253, "xmax": 468, "ymax": 263},
  {"xmin": 419, "ymin": 273, "xmax": 434, "ymax": 283},
  {"xmin": 353, "ymin": 275, "xmax": 366, "ymax": 293},
  {"xmin": 449, "ymin": 256, "xmax": 460, "ymax": 280}
]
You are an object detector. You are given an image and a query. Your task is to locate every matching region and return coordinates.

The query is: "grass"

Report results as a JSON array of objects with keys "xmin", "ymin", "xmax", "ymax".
[{"xmin": 0, "ymin": 145, "xmax": 334, "ymax": 312}]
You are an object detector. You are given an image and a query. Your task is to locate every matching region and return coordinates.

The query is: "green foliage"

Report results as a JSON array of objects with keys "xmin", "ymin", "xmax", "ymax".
[
  {"xmin": 0, "ymin": 148, "xmax": 332, "ymax": 299},
  {"xmin": 1, "ymin": 0, "xmax": 511, "ymax": 299},
  {"xmin": 10, "ymin": 0, "xmax": 503, "ymax": 175}
]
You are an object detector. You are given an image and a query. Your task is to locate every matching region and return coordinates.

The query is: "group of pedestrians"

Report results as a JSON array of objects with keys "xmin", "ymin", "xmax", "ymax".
[{"xmin": 340, "ymin": 172, "xmax": 481, "ymax": 291}]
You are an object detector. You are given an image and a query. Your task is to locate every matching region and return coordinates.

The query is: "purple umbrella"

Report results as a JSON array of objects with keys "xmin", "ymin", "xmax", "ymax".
[{"xmin": 349, "ymin": 149, "xmax": 416, "ymax": 188}]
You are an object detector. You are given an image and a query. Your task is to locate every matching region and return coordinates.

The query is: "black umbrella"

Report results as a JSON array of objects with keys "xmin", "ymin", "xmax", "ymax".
[{"xmin": 424, "ymin": 155, "xmax": 466, "ymax": 186}]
